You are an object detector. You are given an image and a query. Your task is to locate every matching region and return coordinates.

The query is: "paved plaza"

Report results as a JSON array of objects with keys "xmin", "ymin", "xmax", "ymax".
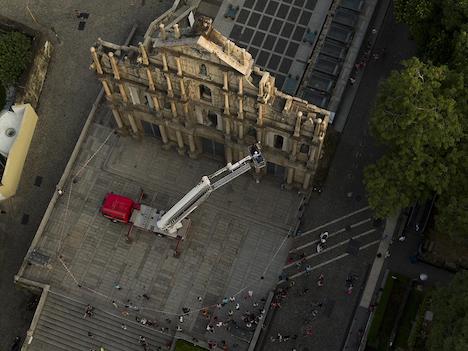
[
  {"xmin": 258, "ymin": 207, "xmax": 384, "ymax": 350},
  {"xmin": 17, "ymin": 104, "xmax": 303, "ymax": 350}
]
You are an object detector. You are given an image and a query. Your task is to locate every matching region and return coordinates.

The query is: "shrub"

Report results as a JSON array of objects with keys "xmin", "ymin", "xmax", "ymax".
[
  {"xmin": 0, "ymin": 31, "xmax": 32, "ymax": 85},
  {"xmin": 0, "ymin": 83, "xmax": 5, "ymax": 109}
]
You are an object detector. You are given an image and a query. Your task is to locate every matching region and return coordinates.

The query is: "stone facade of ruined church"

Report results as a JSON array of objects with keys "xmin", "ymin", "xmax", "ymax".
[{"xmin": 90, "ymin": 17, "xmax": 330, "ymax": 190}]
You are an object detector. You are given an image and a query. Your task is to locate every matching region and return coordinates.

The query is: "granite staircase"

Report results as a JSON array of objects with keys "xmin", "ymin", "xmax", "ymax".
[{"xmin": 32, "ymin": 290, "xmax": 173, "ymax": 351}]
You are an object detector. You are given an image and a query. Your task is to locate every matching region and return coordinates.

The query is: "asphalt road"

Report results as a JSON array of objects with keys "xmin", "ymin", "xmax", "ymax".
[
  {"xmin": 0, "ymin": 1, "xmax": 173, "ymax": 349},
  {"xmin": 259, "ymin": 2, "xmax": 420, "ymax": 350}
]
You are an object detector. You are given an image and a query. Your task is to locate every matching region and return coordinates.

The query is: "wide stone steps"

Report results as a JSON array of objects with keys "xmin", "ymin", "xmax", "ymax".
[{"xmin": 33, "ymin": 290, "xmax": 172, "ymax": 351}]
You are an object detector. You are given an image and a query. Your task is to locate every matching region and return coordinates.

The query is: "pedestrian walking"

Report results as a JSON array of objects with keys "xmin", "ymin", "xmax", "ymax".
[
  {"xmin": 229, "ymin": 296, "xmax": 235, "ymax": 302},
  {"xmin": 317, "ymin": 273, "xmax": 324, "ymax": 286},
  {"xmin": 228, "ymin": 309, "xmax": 233, "ymax": 316},
  {"xmin": 112, "ymin": 300, "xmax": 118, "ymax": 309},
  {"xmin": 197, "ymin": 296, "xmax": 203, "ymax": 302},
  {"xmin": 113, "ymin": 283, "xmax": 122, "ymax": 290},
  {"xmin": 121, "ymin": 323, "xmax": 127, "ymax": 330},
  {"xmin": 142, "ymin": 294, "xmax": 150, "ymax": 300},
  {"xmin": 179, "ymin": 316, "xmax": 184, "ymax": 323},
  {"xmin": 176, "ymin": 325, "xmax": 182, "ymax": 331},
  {"xmin": 235, "ymin": 303, "xmax": 240, "ymax": 310},
  {"xmin": 84, "ymin": 304, "xmax": 94, "ymax": 318},
  {"xmin": 305, "ymin": 265, "xmax": 312, "ymax": 275},
  {"xmin": 139, "ymin": 336, "xmax": 149, "ymax": 351}
]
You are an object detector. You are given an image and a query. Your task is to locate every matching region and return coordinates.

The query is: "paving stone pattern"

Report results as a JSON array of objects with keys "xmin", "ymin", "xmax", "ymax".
[{"xmin": 20, "ymin": 106, "xmax": 301, "ymax": 350}]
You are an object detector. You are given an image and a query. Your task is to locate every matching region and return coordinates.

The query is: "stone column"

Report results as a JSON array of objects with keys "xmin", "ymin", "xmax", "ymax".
[
  {"xmin": 286, "ymin": 167, "xmax": 294, "ymax": 187},
  {"xmin": 146, "ymin": 68, "xmax": 155, "ymax": 91},
  {"xmin": 170, "ymin": 102, "xmax": 177, "ymax": 118},
  {"xmin": 152, "ymin": 96, "xmax": 160, "ymax": 111},
  {"xmin": 176, "ymin": 57, "xmax": 183, "ymax": 76},
  {"xmin": 127, "ymin": 113, "xmax": 139, "ymax": 135},
  {"xmin": 238, "ymin": 123, "xmax": 244, "ymax": 139},
  {"xmin": 179, "ymin": 79, "xmax": 187, "ymax": 100},
  {"xmin": 159, "ymin": 124, "xmax": 168, "ymax": 144},
  {"xmin": 176, "ymin": 130, "xmax": 185, "ymax": 155},
  {"xmin": 90, "ymin": 47, "xmax": 103, "ymax": 74},
  {"xmin": 162, "ymin": 52, "xmax": 169, "ymax": 72},
  {"xmin": 159, "ymin": 24, "xmax": 167, "ymax": 40},
  {"xmin": 223, "ymin": 72, "xmax": 229, "ymax": 91},
  {"xmin": 188, "ymin": 134, "xmax": 197, "ymax": 158},
  {"xmin": 111, "ymin": 108, "xmax": 124, "ymax": 129},
  {"xmin": 101, "ymin": 80, "xmax": 112, "ymax": 96},
  {"xmin": 118, "ymin": 84, "xmax": 128, "ymax": 102},
  {"xmin": 108, "ymin": 52, "xmax": 120, "ymax": 80},
  {"xmin": 166, "ymin": 74, "xmax": 174, "ymax": 97},
  {"xmin": 303, "ymin": 172, "xmax": 312, "ymax": 190},
  {"xmin": 173, "ymin": 24, "xmax": 181, "ymax": 39},
  {"xmin": 139, "ymin": 42, "xmax": 149, "ymax": 65},
  {"xmin": 225, "ymin": 145, "xmax": 233, "ymax": 164}
]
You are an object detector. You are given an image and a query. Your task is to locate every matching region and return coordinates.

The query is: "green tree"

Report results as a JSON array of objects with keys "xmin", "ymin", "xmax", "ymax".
[
  {"xmin": 394, "ymin": 0, "xmax": 468, "ymax": 64},
  {"xmin": 364, "ymin": 58, "xmax": 463, "ymax": 217},
  {"xmin": 434, "ymin": 146, "xmax": 468, "ymax": 241},
  {"xmin": 452, "ymin": 30, "xmax": 468, "ymax": 78},
  {"xmin": 427, "ymin": 271, "xmax": 468, "ymax": 351},
  {"xmin": 0, "ymin": 31, "xmax": 32, "ymax": 85}
]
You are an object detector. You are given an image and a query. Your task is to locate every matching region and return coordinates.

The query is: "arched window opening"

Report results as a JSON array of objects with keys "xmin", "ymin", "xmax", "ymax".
[
  {"xmin": 300, "ymin": 144, "xmax": 310, "ymax": 154},
  {"xmin": 274, "ymin": 135, "xmax": 284, "ymax": 149},
  {"xmin": 200, "ymin": 64, "xmax": 207, "ymax": 76},
  {"xmin": 199, "ymin": 84, "xmax": 212, "ymax": 101},
  {"xmin": 207, "ymin": 112, "xmax": 218, "ymax": 127}
]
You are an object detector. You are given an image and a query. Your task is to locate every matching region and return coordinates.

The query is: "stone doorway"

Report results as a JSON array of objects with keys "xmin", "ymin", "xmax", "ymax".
[
  {"xmin": 142, "ymin": 121, "xmax": 161, "ymax": 139},
  {"xmin": 266, "ymin": 162, "xmax": 286, "ymax": 182},
  {"xmin": 200, "ymin": 137, "xmax": 225, "ymax": 160}
]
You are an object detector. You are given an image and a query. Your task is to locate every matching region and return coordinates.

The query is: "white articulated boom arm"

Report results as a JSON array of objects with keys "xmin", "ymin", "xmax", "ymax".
[{"xmin": 156, "ymin": 144, "xmax": 266, "ymax": 234}]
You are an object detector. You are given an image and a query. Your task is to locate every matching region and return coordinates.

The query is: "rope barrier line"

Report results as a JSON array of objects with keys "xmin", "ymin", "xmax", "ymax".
[
  {"xmin": 58, "ymin": 256, "xmax": 80, "ymax": 286},
  {"xmin": 51, "ymin": 126, "xmax": 295, "ymax": 319},
  {"xmin": 56, "ymin": 226, "xmax": 293, "ymax": 318},
  {"xmin": 55, "ymin": 129, "xmax": 114, "ymax": 256},
  {"xmin": 261, "ymin": 228, "xmax": 291, "ymax": 277},
  {"xmin": 57, "ymin": 181, "xmax": 73, "ymax": 255},
  {"xmin": 74, "ymin": 129, "xmax": 115, "ymax": 180}
]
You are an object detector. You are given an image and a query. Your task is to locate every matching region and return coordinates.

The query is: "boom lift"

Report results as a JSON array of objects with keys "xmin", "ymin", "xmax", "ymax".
[{"xmin": 101, "ymin": 144, "xmax": 266, "ymax": 240}]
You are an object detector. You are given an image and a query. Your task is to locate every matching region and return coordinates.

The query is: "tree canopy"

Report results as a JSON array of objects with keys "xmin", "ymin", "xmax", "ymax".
[
  {"xmin": 394, "ymin": 0, "xmax": 468, "ymax": 65},
  {"xmin": 427, "ymin": 271, "xmax": 468, "ymax": 351},
  {"xmin": 364, "ymin": 58, "xmax": 465, "ymax": 219},
  {"xmin": 0, "ymin": 31, "xmax": 32, "ymax": 85}
]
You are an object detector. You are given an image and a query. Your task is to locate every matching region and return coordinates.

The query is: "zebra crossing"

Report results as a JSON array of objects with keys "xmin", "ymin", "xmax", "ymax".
[{"xmin": 282, "ymin": 207, "xmax": 383, "ymax": 281}]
